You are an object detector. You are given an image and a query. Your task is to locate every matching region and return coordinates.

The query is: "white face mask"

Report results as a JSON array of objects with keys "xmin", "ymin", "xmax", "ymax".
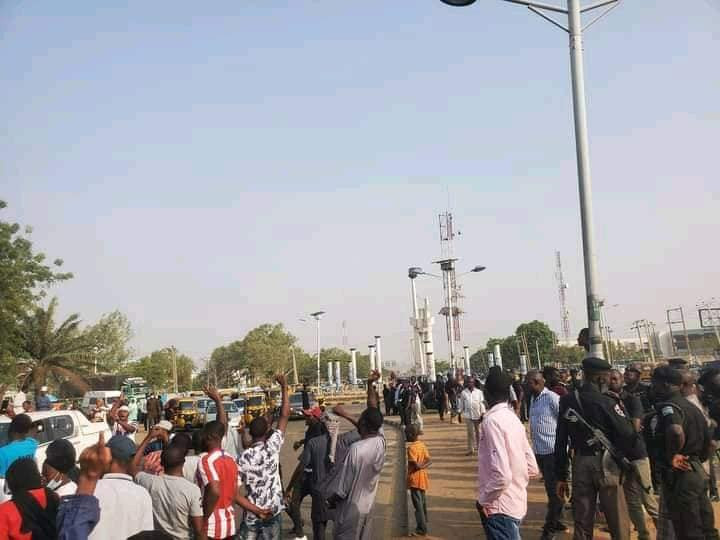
[{"xmin": 46, "ymin": 474, "xmax": 63, "ymax": 491}]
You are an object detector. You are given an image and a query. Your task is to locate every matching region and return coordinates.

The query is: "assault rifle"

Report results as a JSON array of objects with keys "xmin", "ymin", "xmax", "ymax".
[{"xmin": 564, "ymin": 407, "xmax": 633, "ymax": 474}]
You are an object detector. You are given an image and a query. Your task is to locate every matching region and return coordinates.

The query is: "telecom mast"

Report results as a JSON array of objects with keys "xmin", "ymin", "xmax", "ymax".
[
  {"xmin": 555, "ymin": 251, "xmax": 571, "ymax": 342},
  {"xmin": 435, "ymin": 212, "xmax": 462, "ymax": 371}
]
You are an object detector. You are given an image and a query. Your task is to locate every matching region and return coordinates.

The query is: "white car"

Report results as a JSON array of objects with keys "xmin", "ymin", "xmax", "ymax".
[
  {"xmin": 0, "ymin": 410, "xmax": 111, "ymax": 501},
  {"xmin": 205, "ymin": 401, "xmax": 241, "ymax": 423}
]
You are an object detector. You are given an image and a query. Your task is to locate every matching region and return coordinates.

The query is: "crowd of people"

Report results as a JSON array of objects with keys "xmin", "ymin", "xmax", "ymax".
[{"xmin": 0, "ymin": 371, "xmax": 389, "ymax": 540}]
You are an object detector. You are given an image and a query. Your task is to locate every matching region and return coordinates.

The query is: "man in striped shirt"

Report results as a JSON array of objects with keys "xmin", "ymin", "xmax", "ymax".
[
  {"xmin": 198, "ymin": 387, "xmax": 269, "ymax": 540},
  {"xmin": 528, "ymin": 370, "xmax": 565, "ymax": 540}
]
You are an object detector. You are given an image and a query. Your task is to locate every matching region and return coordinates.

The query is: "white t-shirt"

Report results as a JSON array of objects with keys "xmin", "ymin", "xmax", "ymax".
[
  {"xmin": 460, "ymin": 388, "xmax": 486, "ymax": 420},
  {"xmin": 182, "ymin": 454, "xmax": 201, "ymax": 484},
  {"xmin": 88, "ymin": 473, "xmax": 153, "ymax": 540}
]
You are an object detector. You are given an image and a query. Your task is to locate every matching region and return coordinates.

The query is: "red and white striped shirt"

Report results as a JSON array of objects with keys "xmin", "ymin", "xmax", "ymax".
[{"xmin": 197, "ymin": 450, "xmax": 238, "ymax": 539}]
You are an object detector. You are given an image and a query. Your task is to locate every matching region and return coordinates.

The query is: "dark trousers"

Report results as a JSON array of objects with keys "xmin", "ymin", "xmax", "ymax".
[
  {"xmin": 535, "ymin": 453, "xmax": 564, "ymax": 533},
  {"xmin": 571, "ymin": 454, "xmax": 630, "ymax": 540},
  {"xmin": 665, "ymin": 467, "xmax": 720, "ymax": 540},
  {"xmin": 410, "ymin": 488, "xmax": 428, "ymax": 535},
  {"xmin": 287, "ymin": 474, "xmax": 310, "ymax": 536}
]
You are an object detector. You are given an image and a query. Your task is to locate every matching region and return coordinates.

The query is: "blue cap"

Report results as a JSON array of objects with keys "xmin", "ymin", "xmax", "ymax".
[{"xmin": 107, "ymin": 434, "xmax": 137, "ymax": 461}]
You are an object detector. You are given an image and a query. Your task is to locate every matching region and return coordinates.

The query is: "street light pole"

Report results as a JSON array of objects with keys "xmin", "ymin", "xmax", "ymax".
[
  {"xmin": 439, "ymin": 0, "xmax": 621, "ymax": 358},
  {"xmin": 310, "ymin": 311, "xmax": 325, "ymax": 390}
]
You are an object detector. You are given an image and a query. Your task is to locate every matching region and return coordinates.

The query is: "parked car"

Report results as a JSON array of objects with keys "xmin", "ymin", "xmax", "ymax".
[
  {"xmin": 205, "ymin": 401, "xmax": 241, "ymax": 423},
  {"xmin": 289, "ymin": 391, "xmax": 314, "ymax": 420},
  {"xmin": 0, "ymin": 410, "xmax": 111, "ymax": 502}
]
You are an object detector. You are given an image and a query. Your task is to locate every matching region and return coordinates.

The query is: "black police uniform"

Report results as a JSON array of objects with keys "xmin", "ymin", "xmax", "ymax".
[
  {"xmin": 555, "ymin": 382, "xmax": 636, "ymax": 539},
  {"xmin": 654, "ymin": 393, "xmax": 719, "ymax": 540}
]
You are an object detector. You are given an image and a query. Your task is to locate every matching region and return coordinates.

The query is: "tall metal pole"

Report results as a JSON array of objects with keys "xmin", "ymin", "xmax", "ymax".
[
  {"xmin": 316, "ymin": 318, "xmax": 321, "ymax": 390},
  {"xmin": 535, "ymin": 340, "xmax": 542, "ymax": 369},
  {"xmin": 444, "ymin": 270, "xmax": 457, "ymax": 371},
  {"xmin": 291, "ymin": 347, "xmax": 299, "ymax": 386},
  {"xmin": 172, "ymin": 348, "xmax": 178, "ymax": 393},
  {"xmin": 567, "ymin": 0, "xmax": 603, "ymax": 358}
]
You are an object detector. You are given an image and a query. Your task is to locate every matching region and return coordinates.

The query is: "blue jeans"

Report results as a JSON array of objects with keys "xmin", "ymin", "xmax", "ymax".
[
  {"xmin": 238, "ymin": 514, "xmax": 282, "ymax": 540},
  {"xmin": 481, "ymin": 513, "xmax": 521, "ymax": 540}
]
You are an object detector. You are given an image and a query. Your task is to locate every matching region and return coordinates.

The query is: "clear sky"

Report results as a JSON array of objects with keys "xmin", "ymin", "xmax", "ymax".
[{"xmin": 2, "ymin": 1, "xmax": 718, "ymax": 369}]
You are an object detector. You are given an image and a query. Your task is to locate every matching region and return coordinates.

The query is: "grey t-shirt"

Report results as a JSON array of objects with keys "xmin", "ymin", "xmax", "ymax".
[{"xmin": 135, "ymin": 472, "xmax": 203, "ymax": 539}]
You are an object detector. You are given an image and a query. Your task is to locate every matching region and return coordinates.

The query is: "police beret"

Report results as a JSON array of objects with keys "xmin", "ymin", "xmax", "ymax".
[
  {"xmin": 652, "ymin": 365, "xmax": 683, "ymax": 386},
  {"xmin": 582, "ymin": 356, "xmax": 612, "ymax": 371}
]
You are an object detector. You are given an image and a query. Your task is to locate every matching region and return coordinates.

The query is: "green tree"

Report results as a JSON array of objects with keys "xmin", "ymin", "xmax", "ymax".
[
  {"xmin": 128, "ymin": 347, "xmax": 194, "ymax": 392},
  {"xmin": 239, "ymin": 324, "xmax": 296, "ymax": 382},
  {"xmin": 515, "ymin": 320, "xmax": 556, "ymax": 368},
  {"xmin": 0, "ymin": 201, "xmax": 72, "ymax": 369},
  {"xmin": 435, "ymin": 360, "xmax": 450, "ymax": 375},
  {"xmin": 82, "ymin": 310, "xmax": 133, "ymax": 373},
  {"xmin": 15, "ymin": 298, "xmax": 94, "ymax": 394},
  {"xmin": 551, "ymin": 345, "xmax": 585, "ymax": 366}
]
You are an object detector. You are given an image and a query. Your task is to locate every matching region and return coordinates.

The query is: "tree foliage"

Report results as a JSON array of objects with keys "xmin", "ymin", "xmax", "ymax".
[
  {"xmin": 128, "ymin": 347, "xmax": 193, "ymax": 392},
  {"xmin": 82, "ymin": 310, "xmax": 133, "ymax": 373},
  {"xmin": 0, "ymin": 201, "xmax": 72, "ymax": 362},
  {"xmin": 15, "ymin": 298, "xmax": 94, "ymax": 393}
]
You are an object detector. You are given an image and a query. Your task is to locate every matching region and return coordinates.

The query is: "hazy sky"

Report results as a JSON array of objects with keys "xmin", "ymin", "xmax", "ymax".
[{"xmin": 2, "ymin": 1, "xmax": 718, "ymax": 369}]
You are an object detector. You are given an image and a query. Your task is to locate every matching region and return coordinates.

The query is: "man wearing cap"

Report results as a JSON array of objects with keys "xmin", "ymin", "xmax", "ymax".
[
  {"xmin": 88, "ymin": 434, "xmax": 153, "ymax": 540},
  {"xmin": 651, "ymin": 365, "xmax": 719, "ymax": 540},
  {"xmin": 35, "ymin": 386, "xmax": 51, "ymax": 411},
  {"xmin": 108, "ymin": 397, "xmax": 138, "ymax": 438},
  {"xmin": 142, "ymin": 419, "xmax": 172, "ymax": 475},
  {"xmin": 475, "ymin": 366, "xmax": 538, "ymax": 539},
  {"xmin": 555, "ymin": 356, "xmax": 637, "ymax": 540}
]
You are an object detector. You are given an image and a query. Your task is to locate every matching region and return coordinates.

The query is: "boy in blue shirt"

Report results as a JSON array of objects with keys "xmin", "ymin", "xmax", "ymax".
[{"xmin": 0, "ymin": 414, "xmax": 38, "ymax": 477}]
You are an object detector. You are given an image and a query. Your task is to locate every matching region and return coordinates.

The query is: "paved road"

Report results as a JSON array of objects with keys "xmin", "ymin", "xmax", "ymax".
[{"xmin": 278, "ymin": 405, "xmax": 405, "ymax": 539}]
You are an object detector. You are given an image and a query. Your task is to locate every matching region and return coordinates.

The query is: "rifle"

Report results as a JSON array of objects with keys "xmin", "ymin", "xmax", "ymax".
[{"xmin": 564, "ymin": 407, "xmax": 633, "ymax": 474}]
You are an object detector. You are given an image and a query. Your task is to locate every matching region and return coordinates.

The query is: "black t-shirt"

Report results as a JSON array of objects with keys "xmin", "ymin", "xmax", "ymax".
[{"xmin": 621, "ymin": 391, "xmax": 644, "ymax": 421}]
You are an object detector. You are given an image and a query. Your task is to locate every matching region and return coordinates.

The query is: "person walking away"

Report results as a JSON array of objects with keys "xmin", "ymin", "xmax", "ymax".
[
  {"xmin": 237, "ymin": 374, "xmax": 291, "ymax": 539},
  {"xmin": 527, "ymin": 370, "xmax": 565, "ymax": 540},
  {"xmin": 0, "ymin": 414, "xmax": 38, "ymax": 480},
  {"xmin": 459, "ymin": 378, "xmax": 485, "ymax": 456},
  {"xmin": 651, "ymin": 366, "xmax": 719, "ymax": 540},
  {"xmin": 88, "ymin": 435, "xmax": 154, "ymax": 539},
  {"xmin": 137, "ymin": 396, "xmax": 147, "ymax": 431},
  {"xmin": 35, "ymin": 386, "xmax": 52, "ymax": 411},
  {"xmin": 475, "ymin": 367, "xmax": 538, "ymax": 539},
  {"xmin": 383, "ymin": 384, "xmax": 392, "ymax": 416},
  {"xmin": 328, "ymin": 370, "xmax": 386, "ymax": 540},
  {"xmin": 42, "ymin": 439, "xmax": 78, "ymax": 497},
  {"xmin": 301, "ymin": 384, "xmax": 311, "ymax": 411},
  {"xmin": 146, "ymin": 394, "xmax": 161, "ymax": 432},
  {"xmin": 445, "ymin": 375, "xmax": 460, "ymax": 424},
  {"xmin": 406, "ymin": 424, "xmax": 431, "ymax": 537},
  {"xmin": 554, "ymin": 357, "xmax": 635, "ymax": 540},
  {"xmin": 608, "ymin": 369, "xmax": 658, "ymax": 540},
  {"xmin": 132, "ymin": 429, "xmax": 205, "ymax": 539},
  {"xmin": 435, "ymin": 378, "xmax": 448, "ymax": 422},
  {"xmin": 0, "ymin": 457, "xmax": 59, "ymax": 538}
]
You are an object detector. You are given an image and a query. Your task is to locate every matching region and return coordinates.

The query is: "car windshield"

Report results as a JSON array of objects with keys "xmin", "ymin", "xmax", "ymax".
[
  {"xmin": 196, "ymin": 399, "xmax": 208, "ymax": 409},
  {"xmin": 289, "ymin": 393, "xmax": 304, "ymax": 406},
  {"xmin": 179, "ymin": 401, "xmax": 195, "ymax": 410},
  {"xmin": 234, "ymin": 399, "xmax": 245, "ymax": 408},
  {"xmin": 247, "ymin": 396, "xmax": 264, "ymax": 406},
  {"xmin": 207, "ymin": 402, "xmax": 237, "ymax": 414}
]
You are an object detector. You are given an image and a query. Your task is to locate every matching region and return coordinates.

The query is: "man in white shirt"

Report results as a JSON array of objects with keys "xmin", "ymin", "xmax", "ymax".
[
  {"xmin": 460, "ymin": 377, "xmax": 486, "ymax": 455},
  {"xmin": 89, "ymin": 435, "xmax": 153, "ymax": 540}
]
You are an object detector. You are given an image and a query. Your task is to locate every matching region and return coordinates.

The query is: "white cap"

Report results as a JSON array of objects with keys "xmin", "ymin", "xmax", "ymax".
[
  {"xmin": 154, "ymin": 420, "xmax": 173, "ymax": 432},
  {"xmin": 40, "ymin": 386, "xmax": 48, "ymax": 392},
  {"xmin": 118, "ymin": 406, "xmax": 130, "ymax": 412}
]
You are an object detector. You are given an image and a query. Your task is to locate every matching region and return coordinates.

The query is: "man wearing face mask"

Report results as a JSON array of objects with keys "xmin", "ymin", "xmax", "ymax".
[
  {"xmin": 554, "ymin": 356, "xmax": 637, "ymax": 540},
  {"xmin": 42, "ymin": 439, "xmax": 78, "ymax": 496}
]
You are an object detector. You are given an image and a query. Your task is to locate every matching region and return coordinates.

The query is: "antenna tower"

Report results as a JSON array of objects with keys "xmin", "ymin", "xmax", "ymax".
[
  {"xmin": 436, "ymin": 212, "xmax": 461, "ymax": 368},
  {"xmin": 555, "ymin": 251, "xmax": 571, "ymax": 341}
]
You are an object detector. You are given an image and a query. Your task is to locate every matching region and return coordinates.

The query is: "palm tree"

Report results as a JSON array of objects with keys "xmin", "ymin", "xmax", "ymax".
[{"xmin": 16, "ymin": 297, "xmax": 93, "ymax": 394}]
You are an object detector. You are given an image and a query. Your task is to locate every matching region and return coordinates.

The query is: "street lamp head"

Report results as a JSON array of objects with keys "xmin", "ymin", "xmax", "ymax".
[
  {"xmin": 408, "ymin": 267, "xmax": 424, "ymax": 279},
  {"xmin": 310, "ymin": 311, "xmax": 325, "ymax": 319},
  {"xmin": 439, "ymin": 0, "xmax": 477, "ymax": 5},
  {"xmin": 470, "ymin": 265, "xmax": 486, "ymax": 273}
]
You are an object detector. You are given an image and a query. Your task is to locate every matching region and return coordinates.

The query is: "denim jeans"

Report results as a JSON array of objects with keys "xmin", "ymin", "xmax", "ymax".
[
  {"xmin": 481, "ymin": 513, "xmax": 521, "ymax": 540},
  {"xmin": 410, "ymin": 488, "xmax": 428, "ymax": 534},
  {"xmin": 238, "ymin": 514, "xmax": 282, "ymax": 540}
]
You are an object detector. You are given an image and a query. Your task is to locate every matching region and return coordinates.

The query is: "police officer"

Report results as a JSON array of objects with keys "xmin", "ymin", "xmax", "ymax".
[
  {"xmin": 555, "ymin": 356, "xmax": 636, "ymax": 540},
  {"xmin": 651, "ymin": 365, "xmax": 719, "ymax": 540},
  {"xmin": 623, "ymin": 364, "xmax": 652, "ymax": 413}
]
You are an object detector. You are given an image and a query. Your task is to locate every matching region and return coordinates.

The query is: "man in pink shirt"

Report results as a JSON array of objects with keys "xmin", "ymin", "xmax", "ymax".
[{"xmin": 476, "ymin": 366, "xmax": 539, "ymax": 539}]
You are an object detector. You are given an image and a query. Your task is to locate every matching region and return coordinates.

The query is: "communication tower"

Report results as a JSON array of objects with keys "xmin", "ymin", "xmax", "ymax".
[
  {"xmin": 555, "ymin": 251, "xmax": 571, "ymax": 341},
  {"xmin": 435, "ymin": 212, "xmax": 462, "ymax": 370}
]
